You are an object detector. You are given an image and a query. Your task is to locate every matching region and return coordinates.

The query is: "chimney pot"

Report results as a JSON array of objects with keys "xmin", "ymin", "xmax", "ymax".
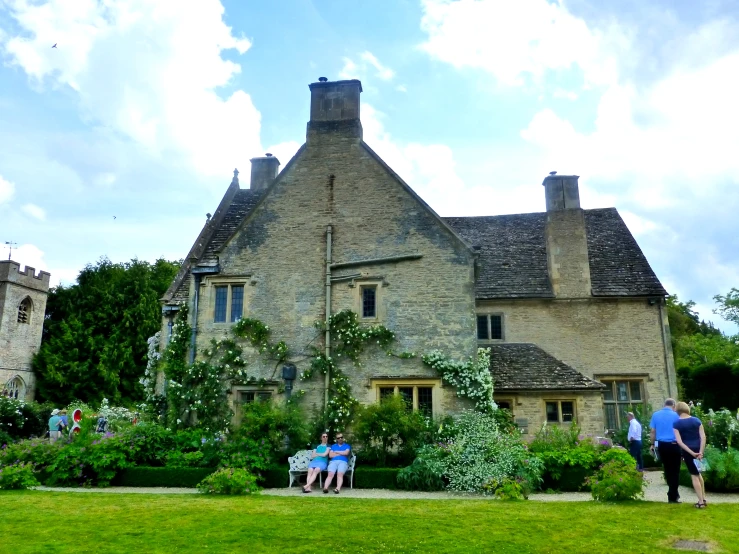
[
  {"xmin": 542, "ymin": 174, "xmax": 581, "ymax": 211},
  {"xmin": 318, "ymin": 77, "xmax": 328, "ymax": 82},
  {"xmin": 249, "ymin": 155, "xmax": 281, "ymax": 192},
  {"xmin": 265, "ymin": 153, "xmax": 273, "ymax": 157}
]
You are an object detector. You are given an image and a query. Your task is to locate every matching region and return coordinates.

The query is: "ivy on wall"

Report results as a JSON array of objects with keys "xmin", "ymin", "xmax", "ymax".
[{"xmin": 148, "ymin": 306, "xmax": 494, "ymax": 433}]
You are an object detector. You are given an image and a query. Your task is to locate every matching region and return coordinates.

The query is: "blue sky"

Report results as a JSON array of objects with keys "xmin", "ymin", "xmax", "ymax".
[{"xmin": 0, "ymin": 0, "xmax": 737, "ymax": 334}]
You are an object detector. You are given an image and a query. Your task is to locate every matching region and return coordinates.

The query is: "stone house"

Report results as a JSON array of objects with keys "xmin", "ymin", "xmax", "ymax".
[
  {"xmin": 0, "ymin": 260, "xmax": 50, "ymax": 400},
  {"xmin": 161, "ymin": 78, "xmax": 676, "ymax": 437}
]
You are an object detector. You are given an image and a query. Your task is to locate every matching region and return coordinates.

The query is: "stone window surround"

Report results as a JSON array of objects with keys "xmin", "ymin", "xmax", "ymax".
[
  {"xmin": 351, "ymin": 278, "xmax": 386, "ymax": 323},
  {"xmin": 203, "ymin": 276, "xmax": 250, "ymax": 325},
  {"xmin": 476, "ymin": 312, "xmax": 505, "ymax": 342},
  {"xmin": 370, "ymin": 378, "xmax": 442, "ymax": 417},
  {"xmin": 595, "ymin": 375, "xmax": 648, "ymax": 432},
  {"xmin": 544, "ymin": 399, "xmax": 576, "ymax": 424},
  {"xmin": 233, "ymin": 383, "xmax": 279, "ymax": 405},
  {"xmin": 17, "ymin": 296, "xmax": 32, "ymax": 324}
]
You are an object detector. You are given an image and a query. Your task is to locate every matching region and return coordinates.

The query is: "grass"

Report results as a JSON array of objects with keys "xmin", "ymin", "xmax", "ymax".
[{"xmin": 2, "ymin": 492, "xmax": 739, "ymax": 553}]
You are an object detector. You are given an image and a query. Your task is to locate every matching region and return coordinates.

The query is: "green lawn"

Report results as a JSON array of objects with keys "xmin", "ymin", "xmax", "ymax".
[{"xmin": 2, "ymin": 492, "xmax": 738, "ymax": 553}]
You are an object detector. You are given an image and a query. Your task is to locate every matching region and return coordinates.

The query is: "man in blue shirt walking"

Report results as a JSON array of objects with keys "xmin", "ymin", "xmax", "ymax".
[{"xmin": 650, "ymin": 398, "xmax": 681, "ymax": 503}]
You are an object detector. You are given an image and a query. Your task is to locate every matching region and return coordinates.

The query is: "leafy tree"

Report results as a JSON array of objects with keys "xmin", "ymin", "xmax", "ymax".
[
  {"xmin": 675, "ymin": 333, "xmax": 739, "ymax": 369},
  {"xmin": 33, "ymin": 258, "xmax": 179, "ymax": 406},
  {"xmin": 678, "ymin": 362, "xmax": 739, "ymax": 410},
  {"xmin": 666, "ymin": 295, "xmax": 720, "ymax": 342},
  {"xmin": 714, "ymin": 288, "xmax": 739, "ymax": 327}
]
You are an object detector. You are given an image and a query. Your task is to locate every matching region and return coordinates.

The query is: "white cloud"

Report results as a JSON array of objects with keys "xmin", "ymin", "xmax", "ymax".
[
  {"xmin": 361, "ymin": 103, "xmax": 466, "ymax": 214},
  {"xmin": 419, "ymin": 0, "xmax": 624, "ymax": 87},
  {"xmin": 339, "ymin": 51, "xmax": 395, "ymax": 82},
  {"xmin": 21, "ymin": 203, "xmax": 46, "ymax": 220},
  {"xmin": 0, "ymin": 174, "xmax": 15, "ymax": 203},
  {"xmin": 1, "ymin": 0, "xmax": 262, "ymax": 177},
  {"xmin": 396, "ymin": 84, "xmax": 407, "ymax": 93}
]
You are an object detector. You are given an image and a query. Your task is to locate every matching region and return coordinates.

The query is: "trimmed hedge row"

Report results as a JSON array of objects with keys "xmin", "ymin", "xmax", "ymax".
[
  {"xmin": 111, "ymin": 466, "xmax": 401, "ymax": 490},
  {"xmin": 112, "ymin": 467, "xmax": 216, "ymax": 488}
]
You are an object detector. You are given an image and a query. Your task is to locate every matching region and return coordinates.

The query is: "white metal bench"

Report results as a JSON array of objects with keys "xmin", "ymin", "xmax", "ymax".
[{"xmin": 288, "ymin": 451, "xmax": 357, "ymax": 489}]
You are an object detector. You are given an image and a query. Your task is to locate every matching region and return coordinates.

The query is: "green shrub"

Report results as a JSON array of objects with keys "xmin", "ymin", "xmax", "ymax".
[
  {"xmin": 0, "ymin": 461, "xmax": 39, "ymax": 490},
  {"xmin": 197, "ymin": 467, "xmax": 259, "ymax": 495},
  {"xmin": 483, "ymin": 477, "xmax": 528, "ymax": 500},
  {"xmin": 112, "ymin": 467, "xmax": 215, "ymax": 487},
  {"xmin": 352, "ymin": 395, "xmax": 430, "ymax": 467},
  {"xmin": 397, "ymin": 445, "xmax": 446, "ymax": 491},
  {"xmin": 679, "ymin": 446, "xmax": 739, "ymax": 492},
  {"xmin": 165, "ymin": 450, "xmax": 205, "ymax": 468},
  {"xmin": 529, "ymin": 424, "xmax": 634, "ymax": 492},
  {"xmin": 232, "ymin": 400, "xmax": 310, "ymax": 463},
  {"xmin": 353, "ymin": 467, "xmax": 399, "ymax": 489},
  {"xmin": 586, "ymin": 459, "xmax": 645, "ymax": 501}
]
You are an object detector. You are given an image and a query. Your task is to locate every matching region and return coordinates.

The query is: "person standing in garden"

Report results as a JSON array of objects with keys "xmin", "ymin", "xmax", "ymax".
[
  {"xmin": 626, "ymin": 412, "xmax": 644, "ymax": 471},
  {"xmin": 673, "ymin": 401, "xmax": 707, "ymax": 508},
  {"xmin": 650, "ymin": 398, "xmax": 681, "ymax": 503},
  {"xmin": 48, "ymin": 409, "xmax": 64, "ymax": 443}
]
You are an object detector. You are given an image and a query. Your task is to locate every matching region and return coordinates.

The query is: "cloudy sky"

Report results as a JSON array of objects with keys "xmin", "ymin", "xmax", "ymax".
[{"xmin": 0, "ymin": 0, "xmax": 737, "ymax": 334}]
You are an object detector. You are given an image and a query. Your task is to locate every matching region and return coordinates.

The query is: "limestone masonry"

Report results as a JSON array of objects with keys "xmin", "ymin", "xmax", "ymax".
[
  {"xmin": 161, "ymin": 78, "xmax": 677, "ymax": 437},
  {"xmin": 1, "ymin": 260, "xmax": 50, "ymax": 400}
]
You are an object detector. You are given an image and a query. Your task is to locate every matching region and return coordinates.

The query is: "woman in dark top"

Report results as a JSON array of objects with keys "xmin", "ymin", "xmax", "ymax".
[{"xmin": 673, "ymin": 401, "xmax": 707, "ymax": 508}]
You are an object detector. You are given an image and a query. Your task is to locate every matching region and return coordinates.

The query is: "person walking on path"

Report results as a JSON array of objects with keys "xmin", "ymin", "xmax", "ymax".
[
  {"xmin": 627, "ymin": 412, "xmax": 644, "ymax": 471},
  {"xmin": 650, "ymin": 398, "xmax": 681, "ymax": 503},
  {"xmin": 673, "ymin": 401, "xmax": 707, "ymax": 508}
]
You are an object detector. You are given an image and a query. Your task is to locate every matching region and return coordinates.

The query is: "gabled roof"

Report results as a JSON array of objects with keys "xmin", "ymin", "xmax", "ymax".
[
  {"xmin": 489, "ymin": 343, "xmax": 605, "ymax": 391},
  {"xmin": 444, "ymin": 207, "xmax": 667, "ymax": 298}
]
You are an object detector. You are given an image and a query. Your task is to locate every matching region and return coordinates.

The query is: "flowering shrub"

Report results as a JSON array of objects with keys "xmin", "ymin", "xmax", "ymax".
[
  {"xmin": 695, "ymin": 407, "xmax": 739, "ymax": 451},
  {"xmin": 141, "ymin": 332, "xmax": 162, "ymax": 404},
  {"xmin": 422, "ymin": 348, "xmax": 495, "ymax": 413},
  {"xmin": 0, "ymin": 461, "xmax": 39, "ymax": 490},
  {"xmin": 399, "ymin": 411, "xmax": 543, "ymax": 495},
  {"xmin": 0, "ymin": 396, "xmax": 55, "ymax": 442},
  {"xmin": 197, "ymin": 467, "xmax": 259, "ymax": 495},
  {"xmin": 586, "ymin": 458, "xmax": 645, "ymax": 501}
]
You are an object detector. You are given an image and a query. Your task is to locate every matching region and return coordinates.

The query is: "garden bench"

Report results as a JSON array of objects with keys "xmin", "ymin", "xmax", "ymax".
[{"xmin": 288, "ymin": 451, "xmax": 357, "ymax": 489}]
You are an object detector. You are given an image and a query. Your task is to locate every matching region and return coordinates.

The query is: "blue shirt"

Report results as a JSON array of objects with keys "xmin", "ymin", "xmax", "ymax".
[
  {"xmin": 650, "ymin": 407, "xmax": 679, "ymax": 442},
  {"xmin": 674, "ymin": 416, "xmax": 702, "ymax": 451},
  {"xmin": 330, "ymin": 442, "xmax": 351, "ymax": 462}
]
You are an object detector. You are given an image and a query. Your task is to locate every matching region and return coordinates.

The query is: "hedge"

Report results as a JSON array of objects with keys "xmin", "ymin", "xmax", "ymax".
[
  {"xmin": 259, "ymin": 466, "xmax": 400, "ymax": 489},
  {"xmin": 112, "ymin": 467, "xmax": 216, "ymax": 488},
  {"xmin": 679, "ymin": 465, "xmax": 739, "ymax": 493}
]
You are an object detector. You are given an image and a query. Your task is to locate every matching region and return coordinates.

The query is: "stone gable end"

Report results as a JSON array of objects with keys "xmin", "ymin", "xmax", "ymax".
[{"xmin": 195, "ymin": 137, "xmax": 477, "ymax": 415}]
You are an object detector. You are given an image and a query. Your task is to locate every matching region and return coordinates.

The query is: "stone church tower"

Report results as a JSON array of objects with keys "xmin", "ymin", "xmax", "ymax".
[{"xmin": 0, "ymin": 260, "xmax": 50, "ymax": 400}]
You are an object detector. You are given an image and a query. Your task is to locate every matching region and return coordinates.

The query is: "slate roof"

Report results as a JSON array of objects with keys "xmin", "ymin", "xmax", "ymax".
[
  {"xmin": 444, "ymin": 207, "xmax": 666, "ymax": 298},
  {"xmin": 583, "ymin": 208, "xmax": 667, "ymax": 297},
  {"xmin": 199, "ymin": 189, "xmax": 263, "ymax": 265},
  {"xmin": 488, "ymin": 343, "xmax": 605, "ymax": 391},
  {"xmin": 166, "ymin": 188, "xmax": 263, "ymax": 305}
]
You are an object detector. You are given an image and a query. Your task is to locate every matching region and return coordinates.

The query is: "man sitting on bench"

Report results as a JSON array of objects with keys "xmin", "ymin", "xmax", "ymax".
[{"xmin": 323, "ymin": 432, "xmax": 351, "ymax": 494}]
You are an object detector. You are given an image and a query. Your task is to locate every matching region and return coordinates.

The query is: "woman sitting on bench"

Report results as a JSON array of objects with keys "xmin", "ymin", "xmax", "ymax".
[{"xmin": 302, "ymin": 432, "xmax": 330, "ymax": 493}]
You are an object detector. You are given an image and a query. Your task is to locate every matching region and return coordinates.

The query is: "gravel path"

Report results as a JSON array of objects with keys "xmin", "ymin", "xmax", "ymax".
[{"xmin": 32, "ymin": 470, "xmax": 739, "ymax": 503}]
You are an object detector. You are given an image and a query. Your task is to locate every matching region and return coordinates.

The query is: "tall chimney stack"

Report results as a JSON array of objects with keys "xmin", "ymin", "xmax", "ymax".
[
  {"xmin": 542, "ymin": 173, "xmax": 592, "ymax": 298},
  {"xmin": 249, "ymin": 153, "xmax": 280, "ymax": 192},
  {"xmin": 307, "ymin": 78, "xmax": 363, "ymax": 144}
]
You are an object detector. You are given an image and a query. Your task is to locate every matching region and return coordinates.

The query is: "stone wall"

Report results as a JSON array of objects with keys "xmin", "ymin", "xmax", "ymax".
[
  {"xmin": 0, "ymin": 261, "xmax": 50, "ymax": 400},
  {"xmin": 189, "ymin": 123, "xmax": 477, "ymax": 419},
  {"xmin": 495, "ymin": 391, "xmax": 605, "ymax": 439},
  {"xmin": 480, "ymin": 296, "xmax": 677, "ymax": 433}
]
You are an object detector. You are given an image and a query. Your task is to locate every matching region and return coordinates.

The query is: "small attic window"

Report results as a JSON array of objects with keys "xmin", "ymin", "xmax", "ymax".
[{"xmin": 17, "ymin": 297, "xmax": 32, "ymax": 324}]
